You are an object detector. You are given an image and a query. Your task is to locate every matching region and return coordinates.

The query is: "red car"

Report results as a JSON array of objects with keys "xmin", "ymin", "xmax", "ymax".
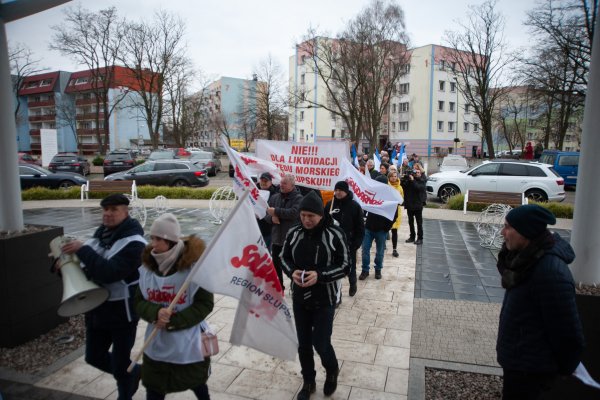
[
  {"xmin": 18, "ymin": 152, "xmax": 41, "ymax": 166},
  {"xmin": 174, "ymin": 148, "xmax": 191, "ymax": 158}
]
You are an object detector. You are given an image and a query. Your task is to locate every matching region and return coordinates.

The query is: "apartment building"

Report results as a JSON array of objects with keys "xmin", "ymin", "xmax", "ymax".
[
  {"xmin": 289, "ymin": 41, "xmax": 482, "ymax": 158},
  {"xmin": 195, "ymin": 76, "xmax": 262, "ymax": 149},
  {"xmin": 18, "ymin": 66, "xmax": 154, "ymax": 155}
]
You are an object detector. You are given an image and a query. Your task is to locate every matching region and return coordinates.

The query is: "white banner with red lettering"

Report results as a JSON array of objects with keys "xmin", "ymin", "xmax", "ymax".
[
  {"xmin": 190, "ymin": 194, "xmax": 298, "ymax": 361},
  {"xmin": 221, "ymin": 138, "xmax": 269, "ymax": 218},
  {"xmin": 255, "ymin": 140, "xmax": 348, "ymax": 190},
  {"xmin": 340, "ymin": 159, "xmax": 403, "ymax": 221},
  {"xmin": 233, "ymin": 151, "xmax": 284, "ymax": 185}
]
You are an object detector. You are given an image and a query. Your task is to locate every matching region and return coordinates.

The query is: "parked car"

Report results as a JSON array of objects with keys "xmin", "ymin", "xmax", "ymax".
[
  {"xmin": 202, "ymin": 146, "xmax": 227, "ymax": 156},
  {"xmin": 190, "ymin": 151, "xmax": 221, "ymax": 176},
  {"xmin": 19, "ymin": 164, "xmax": 87, "ymax": 190},
  {"xmin": 438, "ymin": 155, "xmax": 469, "ymax": 172},
  {"xmin": 173, "ymin": 148, "xmax": 191, "ymax": 158},
  {"xmin": 103, "ymin": 150, "xmax": 136, "ymax": 176},
  {"xmin": 228, "ymin": 152, "xmax": 254, "ymax": 177},
  {"xmin": 426, "ymin": 160, "xmax": 565, "ymax": 203},
  {"xmin": 104, "ymin": 160, "xmax": 209, "ymax": 187},
  {"xmin": 539, "ymin": 150, "xmax": 579, "ymax": 188},
  {"xmin": 48, "ymin": 153, "xmax": 90, "ymax": 176},
  {"xmin": 18, "ymin": 152, "xmax": 41, "ymax": 166},
  {"xmin": 148, "ymin": 150, "xmax": 177, "ymax": 161}
]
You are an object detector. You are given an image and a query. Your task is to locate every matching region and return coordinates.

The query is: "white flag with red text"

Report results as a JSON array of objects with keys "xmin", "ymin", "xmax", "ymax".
[
  {"xmin": 340, "ymin": 159, "xmax": 403, "ymax": 220},
  {"xmin": 190, "ymin": 195, "xmax": 298, "ymax": 361},
  {"xmin": 221, "ymin": 137, "xmax": 269, "ymax": 219},
  {"xmin": 234, "ymin": 152, "xmax": 283, "ymax": 185}
]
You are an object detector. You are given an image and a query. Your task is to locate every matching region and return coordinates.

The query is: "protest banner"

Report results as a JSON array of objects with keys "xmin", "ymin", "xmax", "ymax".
[{"xmin": 255, "ymin": 140, "xmax": 349, "ymax": 190}]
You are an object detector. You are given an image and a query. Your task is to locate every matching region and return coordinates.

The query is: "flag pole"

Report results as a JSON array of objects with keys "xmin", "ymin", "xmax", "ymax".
[{"xmin": 127, "ymin": 191, "xmax": 251, "ymax": 372}]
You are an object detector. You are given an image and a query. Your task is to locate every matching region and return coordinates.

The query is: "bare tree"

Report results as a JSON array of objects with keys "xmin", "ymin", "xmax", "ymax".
[
  {"xmin": 297, "ymin": 0, "xmax": 410, "ymax": 153},
  {"xmin": 120, "ymin": 10, "xmax": 187, "ymax": 150},
  {"xmin": 246, "ymin": 55, "xmax": 287, "ymax": 140},
  {"xmin": 525, "ymin": 0, "xmax": 597, "ymax": 97},
  {"xmin": 162, "ymin": 57, "xmax": 199, "ymax": 147},
  {"xmin": 50, "ymin": 5, "xmax": 126, "ymax": 154},
  {"xmin": 494, "ymin": 92, "xmax": 527, "ymax": 153},
  {"xmin": 54, "ymin": 97, "xmax": 81, "ymax": 153},
  {"xmin": 444, "ymin": 0, "xmax": 516, "ymax": 159},
  {"xmin": 8, "ymin": 43, "xmax": 46, "ymax": 122}
]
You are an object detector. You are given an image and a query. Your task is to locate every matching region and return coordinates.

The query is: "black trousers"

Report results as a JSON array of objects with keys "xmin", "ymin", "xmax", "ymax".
[
  {"xmin": 271, "ymin": 244, "xmax": 286, "ymax": 290},
  {"xmin": 407, "ymin": 209, "xmax": 423, "ymax": 240},
  {"xmin": 502, "ymin": 369, "xmax": 556, "ymax": 400}
]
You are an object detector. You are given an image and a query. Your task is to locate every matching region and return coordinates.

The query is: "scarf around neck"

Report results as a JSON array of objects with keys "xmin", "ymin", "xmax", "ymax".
[
  {"xmin": 496, "ymin": 230, "xmax": 554, "ymax": 289},
  {"xmin": 152, "ymin": 240, "xmax": 185, "ymax": 276}
]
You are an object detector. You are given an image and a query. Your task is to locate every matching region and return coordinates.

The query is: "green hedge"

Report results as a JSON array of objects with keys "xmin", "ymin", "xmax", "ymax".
[
  {"xmin": 446, "ymin": 193, "xmax": 574, "ymax": 219},
  {"xmin": 92, "ymin": 156, "xmax": 104, "ymax": 166},
  {"xmin": 22, "ymin": 186, "xmax": 220, "ymax": 201}
]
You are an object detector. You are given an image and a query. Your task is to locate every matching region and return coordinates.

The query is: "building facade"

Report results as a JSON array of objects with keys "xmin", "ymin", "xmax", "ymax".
[
  {"xmin": 289, "ymin": 41, "xmax": 482, "ymax": 158},
  {"xmin": 195, "ymin": 76, "xmax": 261, "ymax": 150},
  {"xmin": 18, "ymin": 66, "xmax": 155, "ymax": 155}
]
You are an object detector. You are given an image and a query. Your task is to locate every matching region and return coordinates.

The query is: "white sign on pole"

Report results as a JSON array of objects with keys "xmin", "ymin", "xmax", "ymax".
[{"xmin": 40, "ymin": 129, "xmax": 58, "ymax": 167}]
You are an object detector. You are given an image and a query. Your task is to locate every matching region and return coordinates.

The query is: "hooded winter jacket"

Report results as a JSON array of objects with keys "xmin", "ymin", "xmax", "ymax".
[{"xmin": 324, "ymin": 191, "xmax": 365, "ymax": 251}]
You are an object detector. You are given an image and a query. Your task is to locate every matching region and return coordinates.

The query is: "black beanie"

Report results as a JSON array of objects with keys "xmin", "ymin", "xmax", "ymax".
[
  {"xmin": 299, "ymin": 191, "xmax": 324, "ymax": 216},
  {"xmin": 334, "ymin": 180, "xmax": 350, "ymax": 194},
  {"xmin": 505, "ymin": 204, "xmax": 556, "ymax": 239}
]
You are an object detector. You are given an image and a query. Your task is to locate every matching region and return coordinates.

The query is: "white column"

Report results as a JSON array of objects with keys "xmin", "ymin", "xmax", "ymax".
[
  {"xmin": 570, "ymin": 16, "xmax": 600, "ymax": 284},
  {"xmin": 0, "ymin": 20, "xmax": 24, "ymax": 231}
]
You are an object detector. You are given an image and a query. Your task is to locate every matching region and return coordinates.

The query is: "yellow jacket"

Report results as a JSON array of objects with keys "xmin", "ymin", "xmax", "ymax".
[{"xmin": 389, "ymin": 180, "xmax": 404, "ymax": 229}]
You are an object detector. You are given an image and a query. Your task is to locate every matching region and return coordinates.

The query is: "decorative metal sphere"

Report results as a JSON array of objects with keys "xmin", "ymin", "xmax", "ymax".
[
  {"xmin": 154, "ymin": 195, "xmax": 169, "ymax": 215},
  {"xmin": 475, "ymin": 203, "xmax": 512, "ymax": 249},
  {"xmin": 209, "ymin": 186, "xmax": 237, "ymax": 224},
  {"xmin": 125, "ymin": 194, "xmax": 147, "ymax": 228}
]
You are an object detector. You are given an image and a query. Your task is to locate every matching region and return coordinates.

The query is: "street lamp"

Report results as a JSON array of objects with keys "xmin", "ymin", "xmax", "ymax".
[{"xmin": 453, "ymin": 77, "xmax": 459, "ymax": 153}]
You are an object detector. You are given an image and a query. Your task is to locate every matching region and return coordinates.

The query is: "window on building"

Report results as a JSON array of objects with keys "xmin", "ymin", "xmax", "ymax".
[
  {"xmin": 403, "ymin": 64, "xmax": 411, "ymax": 74},
  {"xmin": 438, "ymin": 101, "xmax": 445, "ymax": 111},
  {"xmin": 439, "ymin": 80, "xmax": 445, "ymax": 91},
  {"xmin": 399, "ymin": 121, "xmax": 409, "ymax": 131},
  {"xmin": 449, "ymin": 102, "xmax": 455, "ymax": 112},
  {"xmin": 300, "ymin": 129, "xmax": 305, "ymax": 140},
  {"xmin": 341, "ymin": 129, "xmax": 346, "ymax": 138},
  {"xmin": 399, "ymin": 83, "xmax": 409, "ymax": 94},
  {"xmin": 300, "ymin": 74, "xmax": 305, "ymax": 84},
  {"xmin": 464, "ymin": 104, "xmax": 470, "ymax": 113},
  {"xmin": 391, "ymin": 122, "xmax": 396, "ymax": 132},
  {"xmin": 330, "ymin": 112, "xmax": 336, "ymax": 121},
  {"xmin": 528, "ymin": 119, "xmax": 536, "ymax": 127},
  {"xmin": 440, "ymin": 60, "xmax": 446, "ymax": 70},
  {"xmin": 450, "ymin": 81, "xmax": 456, "ymax": 92},
  {"xmin": 400, "ymin": 102, "xmax": 409, "ymax": 112},
  {"xmin": 300, "ymin": 111, "xmax": 304, "ymax": 121},
  {"xmin": 392, "ymin": 103, "xmax": 396, "ymax": 113},
  {"xmin": 75, "ymin": 77, "xmax": 89, "ymax": 85},
  {"xmin": 331, "ymin": 129, "xmax": 336, "ymax": 138},
  {"xmin": 565, "ymin": 134, "xmax": 572, "ymax": 141},
  {"xmin": 448, "ymin": 121, "xmax": 455, "ymax": 132},
  {"xmin": 301, "ymin": 55, "xmax": 306, "ymax": 64},
  {"xmin": 25, "ymin": 81, "xmax": 39, "ymax": 89},
  {"xmin": 300, "ymin": 92, "xmax": 306, "ymax": 102},
  {"xmin": 464, "ymin": 122, "xmax": 469, "ymax": 132},
  {"xmin": 473, "ymin": 123, "xmax": 479, "ymax": 132},
  {"xmin": 437, "ymin": 121, "xmax": 444, "ymax": 132},
  {"xmin": 40, "ymin": 79, "xmax": 52, "ymax": 87},
  {"xmin": 451, "ymin": 62, "xmax": 457, "ymax": 72}
]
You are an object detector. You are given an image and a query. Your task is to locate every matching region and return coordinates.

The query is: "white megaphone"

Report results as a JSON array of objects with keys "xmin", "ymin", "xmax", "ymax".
[{"xmin": 49, "ymin": 236, "xmax": 109, "ymax": 317}]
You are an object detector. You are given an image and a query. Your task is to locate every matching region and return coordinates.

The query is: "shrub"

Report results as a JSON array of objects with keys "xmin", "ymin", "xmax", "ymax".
[
  {"xmin": 135, "ymin": 159, "xmax": 145, "ymax": 165},
  {"xmin": 22, "ymin": 186, "xmax": 219, "ymax": 201},
  {"xmin": 92, "ymin": 156, "xmax": 104, "ymax": 166},
  {"xmin": 446, "ymin": 193, "xmax": 574, "ymax": 218}
]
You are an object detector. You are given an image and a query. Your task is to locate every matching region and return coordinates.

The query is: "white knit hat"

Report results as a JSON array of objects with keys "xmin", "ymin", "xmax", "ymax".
[{"xmin": 150, "ymin": 213, "xmax": 181, "ymax": 242}]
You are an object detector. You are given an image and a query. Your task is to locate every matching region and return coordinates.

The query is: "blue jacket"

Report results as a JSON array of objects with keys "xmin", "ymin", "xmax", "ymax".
[{"xmin": 496, "ymin": 233, "xmax": 584, "ymax": 374}]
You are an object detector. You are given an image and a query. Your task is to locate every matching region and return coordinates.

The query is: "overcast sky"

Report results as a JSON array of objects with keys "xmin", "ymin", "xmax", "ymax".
[{"xmin": 6, "ymin": 0, "xmax": 539, "ymax": 83}]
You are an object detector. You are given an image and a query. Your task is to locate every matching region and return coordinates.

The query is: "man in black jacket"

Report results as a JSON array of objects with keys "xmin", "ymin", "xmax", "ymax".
[
  {"xmin": 360, "ymin": 175, "xmax": 397, "ymax": 280},
  {"xmin": 61, "ymin": 194, "xmax": 147, "ymax": 400},
  {"xmin": 400, "ymin": 168, "xmax": 427, "ymax": 245},
  {"xmin": 497, "ymin": 205, "xmax": 584, "ymax": 399},
  {"xmin": 257, "ymin": 172, "xmax": 279, "ymax": 248},
  {"xmin": 281, "ymin": 191, "xmax": 350, "ymax": 400},
  {"xmin": 264, "ymin": 174, "xmax": 303, "ymax": 290},
  {"xmin": 325, "ymin": 180, "xmax": 365, "ymax": 297}
]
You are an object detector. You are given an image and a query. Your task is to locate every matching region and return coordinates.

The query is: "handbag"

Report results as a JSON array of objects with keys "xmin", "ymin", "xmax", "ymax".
[{"xmin": 200, "ymin": 321, "xmax": 219, "ymax": 357}]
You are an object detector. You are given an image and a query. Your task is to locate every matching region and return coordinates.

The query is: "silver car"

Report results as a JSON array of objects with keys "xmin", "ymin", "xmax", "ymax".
[{"xmin": 190, "ymin": 151, "xmax": 221, "ymax": 176}]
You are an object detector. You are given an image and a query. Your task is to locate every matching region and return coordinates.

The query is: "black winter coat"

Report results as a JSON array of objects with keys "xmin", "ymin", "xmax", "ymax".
[
  {"xmin": 325, "ymin": 192, "xmax": 365, "ymax": 251},
  {"xmin": 401, "ymin": 175, "xmax": 427, "ymax": 211},
  {"xmin": 365, "ymin": 209, "xmax": 396, "ymax": 232},
  {"xmin": 496, "ymin": 233, "xmax": 584, "ymax": 375}
]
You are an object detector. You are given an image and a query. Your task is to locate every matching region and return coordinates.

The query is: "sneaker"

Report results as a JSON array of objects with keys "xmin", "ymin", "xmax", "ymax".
[
  {"xmin": 297, "ymin": 381, "xmax": 316, "ymax": 400},
  {"xmin": 323, "ymin": 369, "xmax": 339, "ymax": 396},
  {"xmin": 414, "ymin": 239, "xmax": 423, "ymax": 245},
  {"xmin": 359, "ymin": 271, "xmax": 369, "ymax": 280},
  {"xmin": 375, "ymin": 270, "xmax": 382, "ymax": 279},
  {"xmin": 349, "ymin": 283, "xmax": 357, "ymax": 297},
  {"xmin": 392, "ymin": 249, "xmax": 399, "ymax": 257},
  {"xmin": 405, "ymin": 237, "xmax": 415, "ymax": 243}
]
